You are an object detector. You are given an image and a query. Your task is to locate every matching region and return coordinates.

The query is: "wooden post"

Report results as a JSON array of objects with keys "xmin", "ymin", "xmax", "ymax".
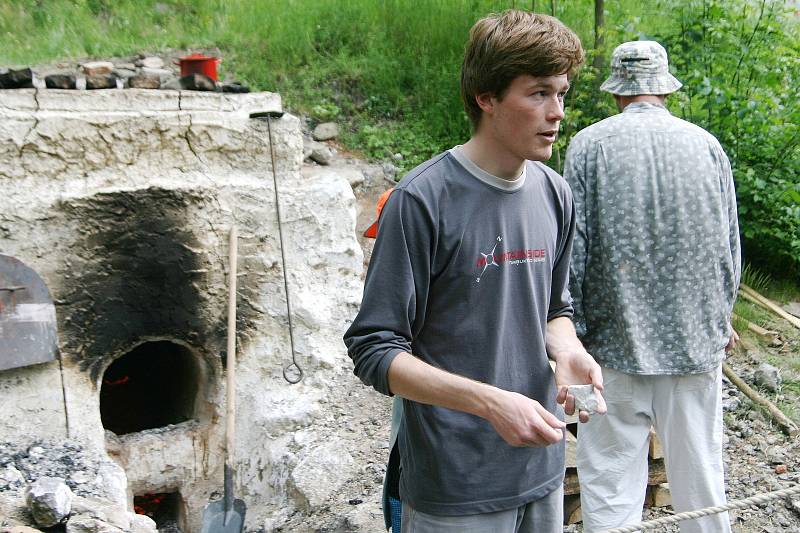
[
  {"xmin": 723, "ymin": 362, "xmax": 799, "ymax": 436},
  {"xmin": 593, "ymin": 0, "xmax": 605, "ymax": 69},
  {"xmin": 732, "ymin": 312, "xmax": 780, "ymax": 342},
  {"xmin": 739, "ymin": 284, "xmax": 800, "ymax": 330}
]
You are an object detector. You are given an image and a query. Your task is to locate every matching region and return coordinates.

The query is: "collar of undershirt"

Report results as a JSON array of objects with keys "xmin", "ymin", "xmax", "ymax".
[{"xmin": 449, "ymin": 145, "xmax": 527, "ymax": 192}]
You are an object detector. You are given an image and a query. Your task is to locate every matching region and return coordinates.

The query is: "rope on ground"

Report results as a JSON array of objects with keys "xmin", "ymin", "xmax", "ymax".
[{"xmin": 600, "ymin": 484, "xmax": 800, "ymax": 533}]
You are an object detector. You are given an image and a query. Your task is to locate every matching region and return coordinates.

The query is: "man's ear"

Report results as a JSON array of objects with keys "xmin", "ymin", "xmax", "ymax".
[{"xmin": 475, "ymin": 92, "xmax": 496, "ymax": 114}]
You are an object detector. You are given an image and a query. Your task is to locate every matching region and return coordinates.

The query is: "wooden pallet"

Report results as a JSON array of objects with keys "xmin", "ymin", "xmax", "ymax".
[{"xmin": 563, "ymin": 421, "xmax": 668, "ymax": 524}]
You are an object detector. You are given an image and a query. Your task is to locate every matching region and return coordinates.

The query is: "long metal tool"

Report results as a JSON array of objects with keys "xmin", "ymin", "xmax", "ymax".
[
  {"xmin": 200, "ymin": 226, "xmax": 246, "ymax": 533},
  {"xmin": 265, "ymin": 114, "xmax": 303, "ymax": 384}
]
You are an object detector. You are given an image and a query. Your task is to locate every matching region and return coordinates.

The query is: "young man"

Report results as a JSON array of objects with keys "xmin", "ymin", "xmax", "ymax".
[
  {"xmin": 344, "ymin": 10, "xmax": 605, "ymax": 533},
  {"xmin": 564, "ymin": 41, "xmax": 740, "ymax": 533}
]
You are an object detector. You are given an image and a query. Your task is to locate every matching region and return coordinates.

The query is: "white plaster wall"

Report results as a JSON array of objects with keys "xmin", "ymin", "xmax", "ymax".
[{"xmin": 0, "ymin": 89, "xmax": 364, "ymax": 532}]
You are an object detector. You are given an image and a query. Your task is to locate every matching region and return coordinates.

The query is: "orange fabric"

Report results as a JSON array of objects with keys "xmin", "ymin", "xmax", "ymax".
[{"xmin": 363, "ymin": 188, "xmax": 395, "ymax": 238}]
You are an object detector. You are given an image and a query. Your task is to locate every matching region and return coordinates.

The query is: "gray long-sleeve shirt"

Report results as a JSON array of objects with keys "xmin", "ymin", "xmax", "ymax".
[
  {"xmin": 343, "ymin": 147, "xmax": 575, "ymax": 515},
  {"xmin": 564, "ymin": 102, "xmax": 741, "ymax": 374}
]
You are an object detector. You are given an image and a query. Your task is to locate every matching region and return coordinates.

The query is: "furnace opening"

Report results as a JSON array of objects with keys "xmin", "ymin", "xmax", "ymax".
[
  {"xmin": 100, "ymin": 341, "xmax": 200, "ymax": 435},
  {"xmin": 134, "ymin": 491, "xmax": 186, "ymax": 531}
]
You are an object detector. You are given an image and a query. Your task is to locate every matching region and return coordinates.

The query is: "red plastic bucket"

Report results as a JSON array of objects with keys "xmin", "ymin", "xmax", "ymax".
[{"xmin": 177, "ymin": 54, "xmax": 220, "ymax": 81}]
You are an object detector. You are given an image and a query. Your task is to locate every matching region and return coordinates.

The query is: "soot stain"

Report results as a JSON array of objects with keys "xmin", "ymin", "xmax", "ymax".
[{"xmin": 59, "ymin": 188, "xmax": 221, "ymax": 381}]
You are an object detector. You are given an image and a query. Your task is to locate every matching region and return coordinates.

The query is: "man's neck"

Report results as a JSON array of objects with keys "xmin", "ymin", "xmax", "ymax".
[
  {"xmin": 615, "ymin": 94, "xmax": 666, "ymax": 111},
  {"xmin": 460, "ymin": 135, "xmax": 525, "ymax": 180}
]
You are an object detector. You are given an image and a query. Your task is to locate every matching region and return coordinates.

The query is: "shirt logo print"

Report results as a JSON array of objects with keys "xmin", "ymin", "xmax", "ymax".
[
  {"xmin": 475, "ymin": 235, "xmax": 502, "ymax": 283},
  {"xmin": 474, "ymin": 236, "xmax": 547, "ymax": 283}
]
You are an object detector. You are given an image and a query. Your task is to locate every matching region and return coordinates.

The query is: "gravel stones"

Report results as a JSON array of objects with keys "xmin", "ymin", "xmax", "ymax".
[{"xmin": 754, "ymin": 362, "xmax": 782, "ymax": 392}]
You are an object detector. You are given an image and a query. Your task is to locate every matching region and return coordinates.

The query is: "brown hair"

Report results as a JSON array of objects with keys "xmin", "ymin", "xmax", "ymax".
[{"xmin": 460, "ymin": 10, "xmax": 584, "ymax": 130}]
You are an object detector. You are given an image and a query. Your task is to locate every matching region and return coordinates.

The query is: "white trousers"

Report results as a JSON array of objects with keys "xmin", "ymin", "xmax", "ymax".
[{"xmin": 577, "ymin": 365, "xmax": 732, "ymax": 533}]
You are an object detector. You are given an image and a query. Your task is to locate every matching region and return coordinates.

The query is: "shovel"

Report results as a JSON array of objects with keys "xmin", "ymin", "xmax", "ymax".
[{"xmin": 201, "ymin": 226, "xmax": 247, "ymax": 533}]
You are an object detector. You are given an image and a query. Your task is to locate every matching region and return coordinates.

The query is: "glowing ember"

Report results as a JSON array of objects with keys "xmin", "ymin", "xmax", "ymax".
[{"xmin": 134, "ymin": 492, "xmax": 165, "ymax": 517}]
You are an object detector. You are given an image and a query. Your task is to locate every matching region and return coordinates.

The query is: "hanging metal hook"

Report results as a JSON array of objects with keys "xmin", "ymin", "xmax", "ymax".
[{"xmin": 255, "ymin": 111, "xmax": 304, "ymax": 385}]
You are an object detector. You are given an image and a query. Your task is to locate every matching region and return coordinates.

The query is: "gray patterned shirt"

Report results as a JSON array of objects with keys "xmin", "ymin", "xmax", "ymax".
[{"xmin": 564, "ymin": 102, "xmax": 741, "ymax": 374}]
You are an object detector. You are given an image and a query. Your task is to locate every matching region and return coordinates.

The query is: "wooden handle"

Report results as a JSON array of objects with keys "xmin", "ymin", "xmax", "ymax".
[
  {"xmin": 723, "ymin": 362, "xmax": 798, "ymax": 436},
  {"xmin": 739, "ymin": 284, "xmax": 800, "ymax": 330},
  {"xmin": 226, "ymin": 226, "xmax": 238, "ymax": 467}
]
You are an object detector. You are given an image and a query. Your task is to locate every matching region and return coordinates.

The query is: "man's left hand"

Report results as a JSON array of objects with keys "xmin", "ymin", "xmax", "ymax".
[
  {"xmin": 554, "ymin": 350, "xmax": 607, "ymax": 423},
  {"xmin": 546, "ymin": 316, "xmax": 607, "ymax": 423}
]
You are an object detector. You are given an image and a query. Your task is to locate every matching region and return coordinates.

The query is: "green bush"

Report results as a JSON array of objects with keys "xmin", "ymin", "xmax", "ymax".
[{"xmin": 650, "ymin": 0, "xmax": 800, "ymax": 271}]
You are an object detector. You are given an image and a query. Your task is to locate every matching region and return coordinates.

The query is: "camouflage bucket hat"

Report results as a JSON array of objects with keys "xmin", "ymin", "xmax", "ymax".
[{"xmin": 600, "ymin": 41, "xmax": 682, "ymax": 96}]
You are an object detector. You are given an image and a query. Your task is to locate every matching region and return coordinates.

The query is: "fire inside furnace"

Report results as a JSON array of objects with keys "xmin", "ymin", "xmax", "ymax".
[
  {"xmin": 134, "ymin": 491, "xmax": 184, "ymax": 530},
  {"xmin": 100, "ymin": 341, "xmax": 200, "ymax": 435}
]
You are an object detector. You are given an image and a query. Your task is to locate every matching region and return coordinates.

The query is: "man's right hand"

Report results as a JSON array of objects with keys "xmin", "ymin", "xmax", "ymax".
[
  {"xmin": 483, "ymin": 389, "xmax": 566, "ymax": 447},
  {"xmin": 726, "ymin": 322, "xmax": 739, "ymax": 353},
  {"xmin": 388, "ymin": 351, "xmax": 565, "ymax": 447}
]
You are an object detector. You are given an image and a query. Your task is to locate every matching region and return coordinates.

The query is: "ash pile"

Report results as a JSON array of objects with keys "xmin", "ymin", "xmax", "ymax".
[{"xmin": 0, "ymin": 439, "xmax": 158, "ymax": 532}]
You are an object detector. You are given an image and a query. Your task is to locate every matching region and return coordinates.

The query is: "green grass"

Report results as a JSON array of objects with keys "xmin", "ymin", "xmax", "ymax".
[
  {"xmin": 741, "ymin": 262, "xmax": 800, "ymax": 304},
  {"xmin": 0, "ymin": 0, "xmax": 677, "ymax": 170},
  {"xmin": 761, "ymin": 277, "xmax": 800, "ymax": 304},
  {"xmin": 733, "ymin": 299, "xmax": 773, "ymax": 329},
  {"xmin": 741, "ymin": 263, "xmax": 773, "ymax": 294},
  {"xmin": 782, "ymin": 379, "xmax": 800, "ymax": 394},
  {"xmin": 765, "ymin": 349, "xmax": 800, "ymax": 376}
]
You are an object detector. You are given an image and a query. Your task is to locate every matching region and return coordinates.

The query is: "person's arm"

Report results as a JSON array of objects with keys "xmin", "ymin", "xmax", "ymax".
[
  {"xmin": 387, "ymin": 351, "xmax": 566, "ymax": 447},
  {"xmin": 562, "ymin": 138, "xmax": 589, "ymax": 338},
  {"xmin": 547, "ymin": 316, "xmax": 606, "ymax": 422},
  {"xmin": 714, "ymin": 141, "xmax": 741, "ymax": 351},
  {"xmin": 344, "ymin": 189, "xmax": 430, "ymax": 396}
]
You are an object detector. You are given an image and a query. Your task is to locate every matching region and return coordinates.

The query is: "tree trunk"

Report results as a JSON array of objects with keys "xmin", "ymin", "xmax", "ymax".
[{"xmin": 593, "ymin": 0, "xmax": 605, "ymax": 69}]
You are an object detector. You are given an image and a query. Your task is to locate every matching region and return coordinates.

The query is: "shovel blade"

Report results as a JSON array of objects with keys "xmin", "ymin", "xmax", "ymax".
[{"xmin": 200, "ymin": 498, "xmax": 246, "ymax": 533}]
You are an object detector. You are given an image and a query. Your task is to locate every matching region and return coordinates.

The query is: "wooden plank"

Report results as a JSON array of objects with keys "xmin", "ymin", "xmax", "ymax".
[
  {"xmin": 564, "ymin": 468, "xmax": 581, "ymax": 496},
  {"xmin": 648, "ymin": 428, "xmax": 663, "ymax": 460},
  {"xmin": 564, "ymin": 450, "xmax": 667, "ymax": 496},
  {"xmin": 645, "ymin": 483, "xmax": 672, "ymax": 508},
  {"xmin": 723, "ymin": 362, "xmax": 799, "ymax": 436},
  {"xmin": 565, "ymin": 429, "xmax": 578, "ymax": 468},
  {"xmin": 739, "ymin": 284, "xmax": 800, "ymax": 330},
  {"xmin": 564, "ymin": 494, "xmax": 582, "ymax": 524},
  {"xmin": 564, "ymin": 456, "xmax": 667, "ymax": 496},
  {"xmin": 646, "ymin": 458, "xmax": 668, "ymax": 487},
  {"xmin": 732, "ymin": 312, "xmax": 780, "ymax": 342}
]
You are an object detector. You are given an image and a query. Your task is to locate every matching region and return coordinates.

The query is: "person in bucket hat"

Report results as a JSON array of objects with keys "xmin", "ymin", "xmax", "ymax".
[
  {"xmin": 599, "ymin": 40, "xmax": 682, "ymax": 96},
  {"xmin": 345, "ymin": 10, "xmax": 606, "ymax": 533},
  {"xmin": 564, "ymin": 41, "xmax": 740, "ymax": 533}
]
